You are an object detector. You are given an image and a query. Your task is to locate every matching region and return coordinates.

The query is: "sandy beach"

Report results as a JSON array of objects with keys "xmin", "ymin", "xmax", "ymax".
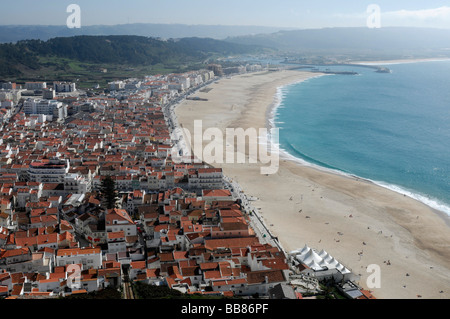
[{"xmin": 175, "ymin": 69, "xmax": 450, "ymax": 299}]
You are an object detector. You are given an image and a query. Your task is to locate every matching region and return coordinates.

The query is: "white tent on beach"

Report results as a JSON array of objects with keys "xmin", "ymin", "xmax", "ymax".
[{"xmin": 292, "ymin": 245, "xmax": 352, "ymax": 275}]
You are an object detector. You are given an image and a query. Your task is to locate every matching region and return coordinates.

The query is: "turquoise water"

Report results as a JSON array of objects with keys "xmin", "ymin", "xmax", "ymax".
[{"xmin": 274, "ymin": 61, "xmax": 450, "ymax": 215}]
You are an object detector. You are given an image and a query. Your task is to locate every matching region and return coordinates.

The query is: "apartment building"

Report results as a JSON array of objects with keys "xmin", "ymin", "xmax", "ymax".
[
  {"xmin": 105, "ymin": 208, "xmax": 137, "ymax": 237},
  {"xmin": 53, "ymin": 82, "xmax": 77, "ymax": 93},
  {"xmin": 25, "ymin": 82, "xmax": 47, "ymax": 91},
  {"xmin": 28, "ymin": 159, "xmax": 69, "ymax": 184},
  {"xmin": 188, "ymin": 168, "xmax": 224, "ymax": 190},
  {"xmin": 23, "ymin": 98, "xmax": 68, "ymax": 120},
  {"xmin": 56, "ymin": 247, "xmax": 102, "ymax": 269}
]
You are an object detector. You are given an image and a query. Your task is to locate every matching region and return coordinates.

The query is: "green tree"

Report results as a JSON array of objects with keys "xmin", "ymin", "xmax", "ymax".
[
  {"xmin": 62, "ymin": 287, "xmax": 121, "ymax": 299},
  {"xmin": 100, "ymin": 175, "xmax": 119, "ymax": 209}
]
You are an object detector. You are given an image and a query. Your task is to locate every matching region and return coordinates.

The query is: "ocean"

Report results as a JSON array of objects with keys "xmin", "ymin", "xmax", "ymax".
[{"xmin": 273, "ymin": 60, "xmax": 450, "ymax": 216}]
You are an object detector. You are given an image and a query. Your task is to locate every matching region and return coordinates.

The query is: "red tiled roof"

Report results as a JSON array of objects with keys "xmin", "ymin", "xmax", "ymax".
[
  {"xmin": 202, "ymin": 189, "xmax": 231, "ymax": 197},
  {"xmin": 57, "ymin": 247, "xmax": 101, "ymax": 257},
  {"xmin": 205, "ymin": 237, "xmax": 260, "ymax": 251},
  {"xmin": 246, "ymin": 270, "xmax": 285, "ymax": 285}
]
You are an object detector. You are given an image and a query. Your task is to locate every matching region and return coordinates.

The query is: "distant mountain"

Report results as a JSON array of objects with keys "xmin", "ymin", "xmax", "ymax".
[
  {"xmin": 225, "ymin": 27, "xmax": 450, "ymax": 56},
  {"xmin": 0, "ymin": 24, "xmax": 296, "ymax": 43},
  {"xmin": 0, "ymin": 35, "xmax": 266, "ymax": 78}
]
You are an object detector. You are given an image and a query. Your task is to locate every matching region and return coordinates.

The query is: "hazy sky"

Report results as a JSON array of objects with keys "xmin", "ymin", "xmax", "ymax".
[{"xmin": 1, "ymin": 0, "xmax": 450, "ymax": 29}]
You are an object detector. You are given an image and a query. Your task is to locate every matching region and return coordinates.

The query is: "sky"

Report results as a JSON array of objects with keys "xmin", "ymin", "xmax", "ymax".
[{"xmin": 1, "ymin": 0, "xmax": 450, "ymax": 29}]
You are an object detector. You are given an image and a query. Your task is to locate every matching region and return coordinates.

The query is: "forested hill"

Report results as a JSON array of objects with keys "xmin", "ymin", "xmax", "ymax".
[{"xmin": 0, "ymin": 35, "xmax": 266, "ymax": 78}]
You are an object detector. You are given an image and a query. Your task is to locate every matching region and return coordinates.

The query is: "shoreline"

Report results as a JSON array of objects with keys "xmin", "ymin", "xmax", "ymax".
[
  {"xmin": 264, "ymin": 69, "xmax": 450, "ymax": 235},
  {"xmin": 269, "ymin": 63, "xmax": 450, "ymax": 220},
  {"xmin": 174, "ymin": 69, "xmax": 450, "ymax": 299}
]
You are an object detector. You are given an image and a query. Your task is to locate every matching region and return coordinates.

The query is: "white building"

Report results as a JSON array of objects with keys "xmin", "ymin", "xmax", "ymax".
[
  {"xmin": 0, "ymin": 90, "xmax": 23, "ymax": 104},
  {"xmin": 43, "ymin": 88, "xmax": 56, "ymax": 100},
  {"xmin": 105, "ymin": 208, "xmax": 137, "ymax": 237},
  {"xmin": 188, "ymin": 168, "xmax": 224, "ymax": 190},
  {"xmin": 25, "ymin": 82, "xmax": 47, "ymax": 91},
  {"xmin": 56, "ymin": 247, "xmax": 103, "ymax": 269},
  {"xmin": 0, "ymin": 248, "xmax": 32, "ymax": 266},
  {"xmin": 0, "ymin": 91, "xmax": 12, "ymax": 103},
  {"xmin": 0, "ymin": 82, "xmax": 17, "ymax": 90},
  {"xmin": 107, "ymin": 231, "xmax": 127, "ymax": 254},
  {"xmin": 124, "ymin": 80, "xmax": 141, "ymax": 90},
  {"xmin": 168, "ymin": 83, "xmax": 185, "ymax": 92},
  {"xmin": 64, "ymin": 173, "xmax": 91, "ymax": 194},
  {"xmin": 23, "ymin": 98, "xmax": 68, "ymax": 120},
  {"xmin": 173, "ymin": 76, "xmax": 190, "ymax": 90},
  {"xmin": 28, "ymin": 159, "xmax": 69, "ymax": 184},
  {"xmin": 4, "ymin": 251, "xmax": 54, "ymax": 274},
  {"xmin": 189, "ymin": 74, "xmax": 203, "ymax": 87},
  {"xmin": 109, "ymin": 81, "xmax": 125, "ymax": 91},
  {"xmin": 53, "ymin": 82, "xmax": 77, "ymax": 93},
  {"xmin": 0, "ymin": 100, "xmax": 13, "ymax": 108}
]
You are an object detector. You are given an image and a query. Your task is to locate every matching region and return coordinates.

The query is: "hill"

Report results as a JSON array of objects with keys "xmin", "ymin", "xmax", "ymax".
[
  {"xmin": 225, "ymin": 27, "xmax": 450, "ymax": 57},
  {"xmin": 0, "ymin": 35, "xmax": 267, "ymax": 80},
  {"xmin": 0, "ymin": 24, "xmax": 296, "ymax": 43}
]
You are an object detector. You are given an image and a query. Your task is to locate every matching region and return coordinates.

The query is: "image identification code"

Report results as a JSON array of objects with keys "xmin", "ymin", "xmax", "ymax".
[{"xmin": 181, "ymin": 303, "xmax": 269, "ymax": 316}]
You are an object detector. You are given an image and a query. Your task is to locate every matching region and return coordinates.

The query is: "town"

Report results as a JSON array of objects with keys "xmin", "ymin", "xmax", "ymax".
[{"xmin": 0, "ymin": 63, "xmax": 375, "ymax": 300}]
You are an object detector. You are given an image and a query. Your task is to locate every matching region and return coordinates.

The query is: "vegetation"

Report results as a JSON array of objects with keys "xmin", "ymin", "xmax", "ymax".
[
  {"xmin": 132, "ymin": 282, "xmax": 232, "ymax": 300},
  {"xmin": 0, "ymin": 35, "xmax": 265, "ymax": 81},
  {"xmin": 133, "ymin": 282, "xmax": 184, "ymax": 299},
  {"xmin": 100, "ymin": 175, "xmax": 119, "ymax": 210},
  {"xmin": 315, "ymin": 283, "xmax": 348, "ymax": 300},
  {"xmin": 62, "ymin": 287, "xmax": 122, "ymax": 299},
  {"xmin": 0, "ymin": 42, "xmax": 41, "ymax": 77}
]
